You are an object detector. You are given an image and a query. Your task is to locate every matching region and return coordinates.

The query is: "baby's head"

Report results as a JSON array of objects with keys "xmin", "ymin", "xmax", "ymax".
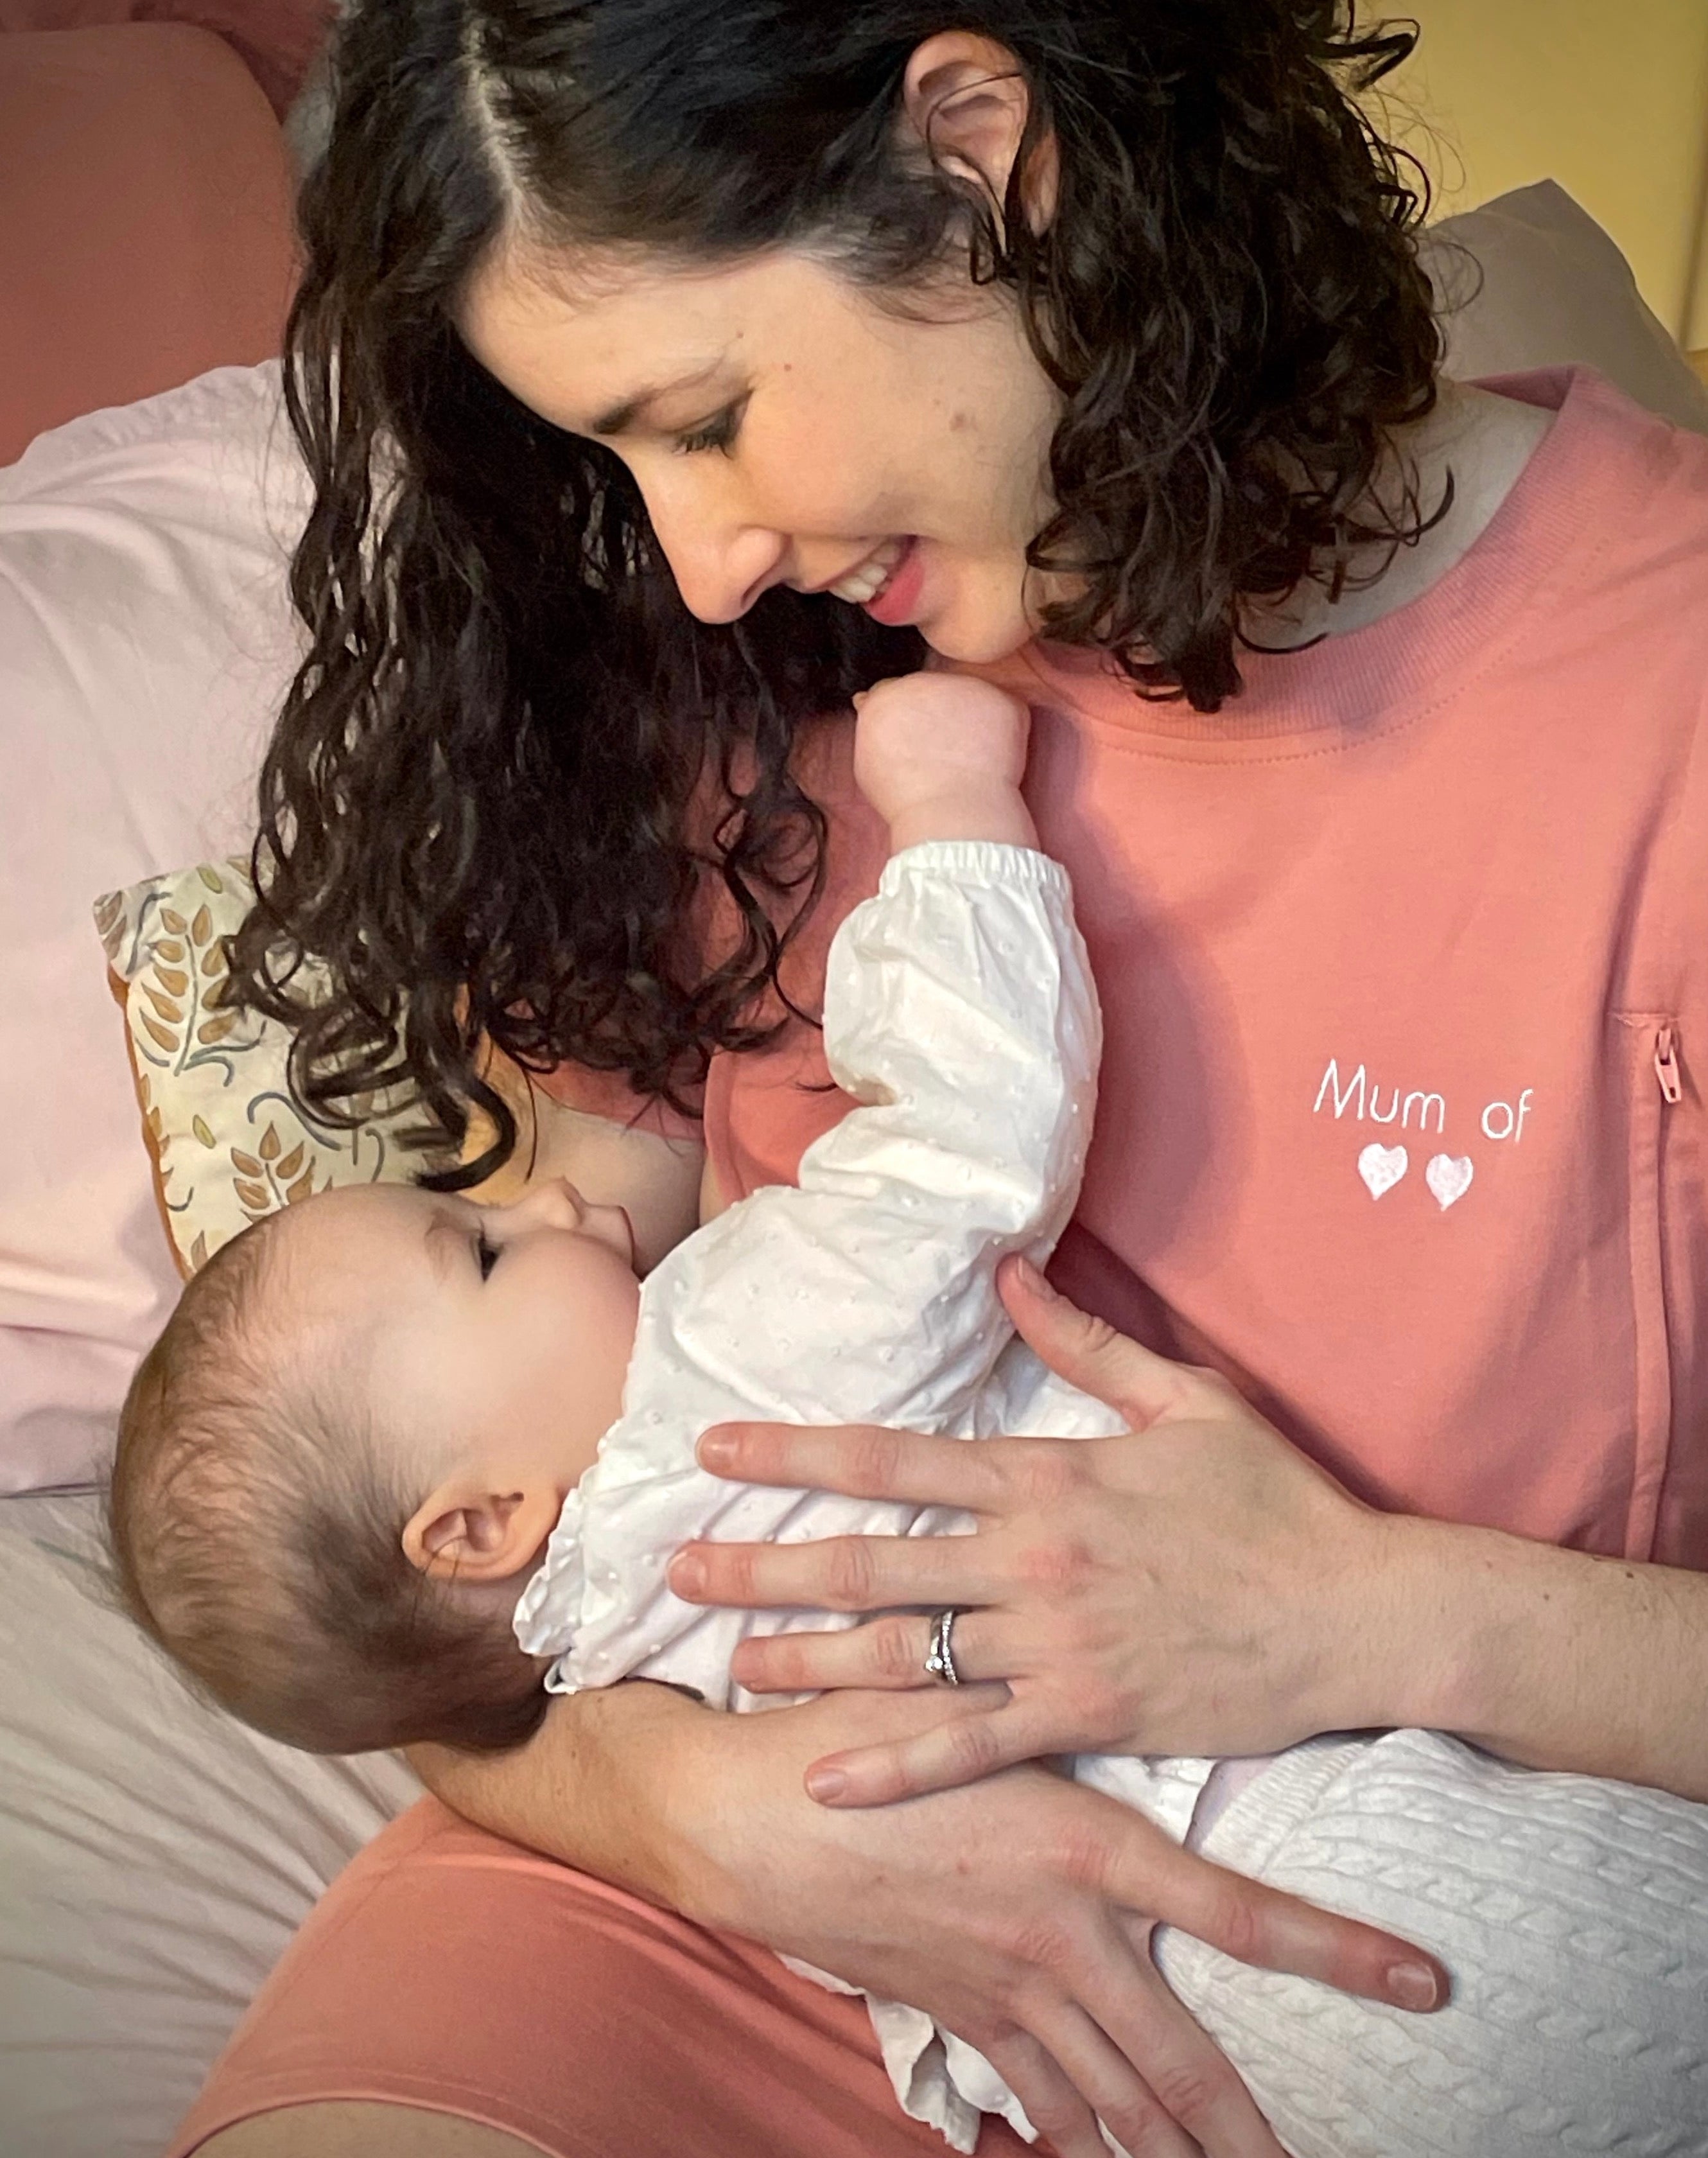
[{"xmin": 109, "ymin": 1179, "xmax": 640, "ymax": 1755}]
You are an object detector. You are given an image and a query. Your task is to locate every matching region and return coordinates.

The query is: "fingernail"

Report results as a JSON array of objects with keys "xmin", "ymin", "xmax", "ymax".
[
  {"xmin": 1015, "ymin": 1256, "xmax": 1058, "ymax": 1301},
  {"xmin": 697, "ymin": 1430, "xmax": 738, "ymax": 1470},
  {"xmin": 671, "ymin": 1556, "xmax": 707, "ymax": 1597},
  {"xmin": 1387, "ymin": 1961, "xmax": 1441, "ymax": 2011},
  {"xmin": 806, "ymin": 1766, "xmax": 848, "ymax": 1802}
]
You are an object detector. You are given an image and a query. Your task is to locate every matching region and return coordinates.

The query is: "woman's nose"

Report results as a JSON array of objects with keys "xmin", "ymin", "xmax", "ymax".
[{"xmin": 641, "ymin": 471, "xmax": 789, "ymax": 624}]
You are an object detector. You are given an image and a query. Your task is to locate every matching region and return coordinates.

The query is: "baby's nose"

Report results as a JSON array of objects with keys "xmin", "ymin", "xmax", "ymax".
[
  {"xmin": 530, "ymin": 1177, "xmax": 586, "ymax": 1224},
  {"xmin": 487, "ymin": 1178, "xmax": 585, "ymax": 1239}
]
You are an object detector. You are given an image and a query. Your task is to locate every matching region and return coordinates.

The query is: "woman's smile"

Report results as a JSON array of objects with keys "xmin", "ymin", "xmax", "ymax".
[
  {"xmin": 823, "ymin": 535, "xmax": 929, "ymax": 627},
  {"xmin": 823, "ymin": 536, "xmax": 907, "ymax": 606}
]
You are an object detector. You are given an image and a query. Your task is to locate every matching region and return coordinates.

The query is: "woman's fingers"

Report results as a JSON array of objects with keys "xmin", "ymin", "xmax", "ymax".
[
  {"xmin": 670, "ymin": 1527, "xmax": 1000, "ymax": 1611},
  {"xmin": 1097, "ymin": 1825, "xmax": 1448, "ymax": 2015},
  {"xmin": 730, "ymin": 1608, "xmax": 1008, "ymax": 1694},
  {"xmin": 973, "ymin": 2030, "xmax": 1120, "ymax": 2158},
  {"xmin": 995, "ymin": 2003, "xmax": 1207, "ymax": 2158},
  {"xmin": 805, "ymin": 1695, "xmax": 1061, "ymax": 1804},
  {"xmin": 698, "ymin": 1419, "xmax": 1015, "ymax": 1510},
  {"xmin": 1071, "ymin": 1936, "xmax": 1283, "ymax": 2158}
]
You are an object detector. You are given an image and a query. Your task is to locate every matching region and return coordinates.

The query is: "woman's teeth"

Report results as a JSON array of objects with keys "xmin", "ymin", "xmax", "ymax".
[{"xmin": 829, "ymin": 540, "xmax": 905, "ymax": 605}]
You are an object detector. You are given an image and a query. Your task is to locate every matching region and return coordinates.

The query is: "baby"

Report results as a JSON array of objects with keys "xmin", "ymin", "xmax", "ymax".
[
  {"xmin": 111, "ymin": 676, "xmax": 1708, "ymax": 2157},
  {"xmin": 109, "ymin": 672, "xmax": 1090, "ymax": 1766}
]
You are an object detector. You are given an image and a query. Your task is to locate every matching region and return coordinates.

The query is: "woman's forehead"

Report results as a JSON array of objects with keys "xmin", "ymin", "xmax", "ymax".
[
  {"xmin": 457, "ymin": 245, "xmax": 889, "ymax": 432},
  {"xmin": 458, "ymin": 245, "xmax": 756, "ymax": 422}
]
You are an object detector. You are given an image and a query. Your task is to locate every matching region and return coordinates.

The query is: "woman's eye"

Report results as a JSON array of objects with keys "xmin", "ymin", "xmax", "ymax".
[
  {"xmin": 476, "ymin": 1233, "xmax": 499, "ymax": 1281},
  {"xmin": 674, "ymin": 401, "xmax": 744, "ymax": 457}
]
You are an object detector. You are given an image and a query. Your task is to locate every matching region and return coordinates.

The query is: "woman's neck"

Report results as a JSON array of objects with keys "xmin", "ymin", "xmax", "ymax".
[{"xmin": 1250, "ymin": 378, "xmax": 1556, "ymax": 649}]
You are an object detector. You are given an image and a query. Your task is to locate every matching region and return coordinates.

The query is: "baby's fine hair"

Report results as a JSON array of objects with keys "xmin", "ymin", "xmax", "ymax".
[{"xmin": 107, "ymin": 1213, "xmax": 548, "ymax": 1757}]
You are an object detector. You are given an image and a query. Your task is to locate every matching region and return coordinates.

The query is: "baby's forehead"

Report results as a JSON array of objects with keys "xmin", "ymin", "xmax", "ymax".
[{"xmin": 264, "ymin": 1182, "xmax": 442, "ymax": 1311}]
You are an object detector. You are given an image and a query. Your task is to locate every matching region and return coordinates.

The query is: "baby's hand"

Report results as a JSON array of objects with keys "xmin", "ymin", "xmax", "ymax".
[{"xmin": 853, "ymin": 674, "xmax": 1038, "ymax": 853}]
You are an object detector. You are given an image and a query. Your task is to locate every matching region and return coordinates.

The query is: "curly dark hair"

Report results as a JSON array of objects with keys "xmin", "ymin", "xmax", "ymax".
[{"xmin": 232, "ymin": 0, "xmax": 1441, "ymax": 1177}]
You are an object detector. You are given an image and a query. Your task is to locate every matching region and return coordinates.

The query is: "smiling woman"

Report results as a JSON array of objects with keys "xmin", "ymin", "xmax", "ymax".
[
  {"xmin": 231, "ymin": 0, "xmax": 1439, "ymax": 1200},
  {"xmin": 168, "ymin": 4, "xmax": 1708, "ymax": 2158}
]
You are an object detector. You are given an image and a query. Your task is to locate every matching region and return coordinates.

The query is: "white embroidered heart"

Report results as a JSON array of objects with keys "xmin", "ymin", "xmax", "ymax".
[
  {"xmin": 1358, "ymin": 1143, "xmax": 1408, "ymax": 1199},
  {"xmin": 1426, "ymin": 1154, "xmax": 1474, "ymax": 1210}
]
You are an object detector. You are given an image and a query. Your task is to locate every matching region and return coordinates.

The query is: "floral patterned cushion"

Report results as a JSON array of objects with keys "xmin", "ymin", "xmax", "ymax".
[{"xmin": 94, "ymin": 860, "xmax": 425, "ymax": 1276}]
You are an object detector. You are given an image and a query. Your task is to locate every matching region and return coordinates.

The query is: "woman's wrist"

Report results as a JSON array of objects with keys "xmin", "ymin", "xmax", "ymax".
[
  {"xmin": 1373, "ymin": 1511, "xmax": 1620, "ymax": 1742},
  {"xmin": 1355, "ymin": 1511, "xmax": 1708, "ymax": 1797},
  {"xmin": 409, "ymin": 1680, "xmax": 715, "ymax": 1912},
  {"xmin": 1299, "ymin": 1504, "xmax": 1547, "ymax": 1741},
  {"xmin": 1320, "ymin": 1508, "xmax": 1465, "ymax": 1735}
]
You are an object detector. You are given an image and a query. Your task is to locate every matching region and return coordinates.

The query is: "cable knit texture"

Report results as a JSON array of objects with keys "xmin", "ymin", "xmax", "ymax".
[{"xmin": 1157, "ymin": 1731, "xmax": 1708, "ymax": 2156}]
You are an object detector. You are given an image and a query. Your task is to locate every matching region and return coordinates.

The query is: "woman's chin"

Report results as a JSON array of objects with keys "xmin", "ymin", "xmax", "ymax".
[{"xmin": 917, "ymin": 602, "xmax": 1036, "ymax": 668}]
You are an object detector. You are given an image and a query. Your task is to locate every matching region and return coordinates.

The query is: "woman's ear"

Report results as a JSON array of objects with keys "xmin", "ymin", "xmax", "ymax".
[
  {"xmin": 901, "ymin": 31, "xmax": 1057, "ymax": 232},
  {"xmin": 401, "ymin": 1475, "xmax": 561, "ymax": 1584}
]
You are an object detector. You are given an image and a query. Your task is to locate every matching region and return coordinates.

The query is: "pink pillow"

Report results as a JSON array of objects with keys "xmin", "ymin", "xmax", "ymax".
[
  {"xmin": 1, "ymin": 365, "xmax": 309, "ymax": 1489},
  {"xmin": 0, "ymin": 0, "xmax": 333, "ymax": 117},
  {"xmin": 0, "ymin": 22, "xmax": 299, "ymax": 467}
]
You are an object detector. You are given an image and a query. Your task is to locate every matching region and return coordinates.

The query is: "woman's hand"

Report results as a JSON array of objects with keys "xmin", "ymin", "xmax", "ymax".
[
  {"xmin": 671, "ymin": 1259, "xmax": 1414, "ymax": 1807},
  {"xmin": 659, "ymin": 1685, "xmax": 1445, "ymax": 2158},
  {"xmin": 421, "ymin": 1683, "xmax": 1445, "ymax": 2158}
]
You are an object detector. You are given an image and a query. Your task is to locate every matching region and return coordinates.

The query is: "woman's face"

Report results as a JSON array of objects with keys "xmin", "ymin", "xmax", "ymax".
[{"xmin": 458, "ymin": 244, "xmax": 1063, "ymax": 663}]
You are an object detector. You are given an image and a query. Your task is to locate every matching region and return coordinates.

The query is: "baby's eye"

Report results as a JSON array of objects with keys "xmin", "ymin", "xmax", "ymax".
[{"xmin": 476, "ymin": 1233, "xmax": 500, "ymax": 1281}]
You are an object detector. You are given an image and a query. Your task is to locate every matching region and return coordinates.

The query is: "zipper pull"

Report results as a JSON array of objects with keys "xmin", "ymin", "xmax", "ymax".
[{"xmin": 1655, "ymin": 1025, "xmax": 1684, "ymax": 1105}]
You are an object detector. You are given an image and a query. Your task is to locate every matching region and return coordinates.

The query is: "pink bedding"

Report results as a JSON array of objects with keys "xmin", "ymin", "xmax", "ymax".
[
  {"xmin": 0, "ymin": 0, "xmax": 332, "ymax": 116},
  {"xmin": 0, "ymin": 21, "xmax": 299, "ymax": 467}
]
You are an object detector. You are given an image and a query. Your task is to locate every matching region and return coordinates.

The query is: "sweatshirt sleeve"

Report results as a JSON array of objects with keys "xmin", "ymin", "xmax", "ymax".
[{"xmin": 513, "ymin": 841, "xmax": 1106, "ymax": 1699}]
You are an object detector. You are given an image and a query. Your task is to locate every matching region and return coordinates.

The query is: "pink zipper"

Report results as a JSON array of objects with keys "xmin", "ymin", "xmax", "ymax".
[{"xmin": 1655, "ymin": 1024, "xmax": 1684, "ymax": 1105}]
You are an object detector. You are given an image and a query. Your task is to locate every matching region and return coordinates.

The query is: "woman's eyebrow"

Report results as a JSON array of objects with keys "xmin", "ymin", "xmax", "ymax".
[{"xmin": 590, "ymin": 359, "xmax": 726, "ymax": 437}]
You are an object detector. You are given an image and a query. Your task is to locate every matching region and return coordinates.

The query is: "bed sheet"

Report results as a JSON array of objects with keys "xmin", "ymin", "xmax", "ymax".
[{"xmin": 0, "ymin": 1480, "xmax": 420, "ymax": 2158}]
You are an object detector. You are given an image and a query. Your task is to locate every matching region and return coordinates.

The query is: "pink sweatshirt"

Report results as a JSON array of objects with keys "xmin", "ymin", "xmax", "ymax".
[{"xmin": 707, "ymin": 370, "xmax": 1708, "ymax": 1568}]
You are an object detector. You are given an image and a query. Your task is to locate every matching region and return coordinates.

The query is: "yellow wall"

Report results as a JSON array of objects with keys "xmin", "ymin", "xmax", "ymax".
[{"xmin": 1384, "ymin": 0, "xmax": 1708, "ymax": 346}]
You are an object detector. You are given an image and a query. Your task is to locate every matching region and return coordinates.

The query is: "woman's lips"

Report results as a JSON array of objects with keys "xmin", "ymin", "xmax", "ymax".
[{"xmin": 860, "ymin": 536, "xmax": 925, "ymax": 627}]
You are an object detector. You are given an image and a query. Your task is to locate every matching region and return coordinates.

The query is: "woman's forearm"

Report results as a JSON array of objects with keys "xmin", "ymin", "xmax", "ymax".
[
  {"xmin": 1386, "ymin": 1516, "xmax": 1708, "ymax": 1798},
  {"xmin": 408, "ymin": 1681, "xmax": 706, "ymax": 1911}
]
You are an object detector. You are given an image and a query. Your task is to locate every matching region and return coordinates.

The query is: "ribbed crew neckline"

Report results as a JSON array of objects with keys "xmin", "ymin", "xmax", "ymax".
[{"xmin": 1011, "ymin": 369, "xmax": 1634, "ymax": 747}]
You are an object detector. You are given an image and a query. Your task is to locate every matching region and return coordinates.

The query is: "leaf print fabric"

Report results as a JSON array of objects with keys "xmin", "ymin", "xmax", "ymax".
[{"xmin": 95, "ymin": 861, "xmax": 428, "ymax": 1276}]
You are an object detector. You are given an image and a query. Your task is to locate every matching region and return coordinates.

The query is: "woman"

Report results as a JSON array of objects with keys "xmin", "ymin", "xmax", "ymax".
[{"xmin": 179, "ymin": 4, "xmax": 1708, "ymax": 2157}]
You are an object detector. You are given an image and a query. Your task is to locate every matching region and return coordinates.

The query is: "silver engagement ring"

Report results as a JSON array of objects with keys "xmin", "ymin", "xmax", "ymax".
[{"xmin": 923, "ymin": 1607, "xmax": 962, "ymax": 1686}]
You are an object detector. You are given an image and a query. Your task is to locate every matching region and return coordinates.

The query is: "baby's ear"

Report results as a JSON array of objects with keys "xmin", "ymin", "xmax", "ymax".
[{"xmin": 401, "ymin": 1478, "xmax": 559, "ymax": 1583}]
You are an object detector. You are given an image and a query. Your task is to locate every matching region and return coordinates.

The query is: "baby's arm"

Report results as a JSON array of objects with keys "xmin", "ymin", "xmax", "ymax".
[{"xmin": 518, "ymin": 676, "xmax": 1106, "ymax": 1693}]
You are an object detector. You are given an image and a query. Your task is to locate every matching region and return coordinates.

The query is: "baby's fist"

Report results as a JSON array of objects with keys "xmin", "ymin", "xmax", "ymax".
[{"xmin": 853, "ymin": 674, "xmax": 1036, "ymax": 852}]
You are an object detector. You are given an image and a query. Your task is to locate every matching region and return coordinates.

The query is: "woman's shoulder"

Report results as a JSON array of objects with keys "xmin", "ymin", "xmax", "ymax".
[{"xmin": 1554, "ymin": 368, "xmax": 1708, "ymax": 576}]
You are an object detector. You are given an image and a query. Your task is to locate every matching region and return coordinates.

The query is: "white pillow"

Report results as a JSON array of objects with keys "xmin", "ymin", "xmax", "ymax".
[
  {"xmin": 0, "ymin": 364, "xmax": 309, "ymax": 1491},
  {"xmin": 1424, "ymin": 179, "xmax": 1708, "ymax": 432},
  {"xmin": 1, "ymin": 185, "xmax": 1701, "ymax": 1493}
]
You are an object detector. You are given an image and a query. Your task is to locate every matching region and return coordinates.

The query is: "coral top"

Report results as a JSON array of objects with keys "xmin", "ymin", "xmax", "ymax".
[
  {"xmin": 707, "ymin": 370, "xmax": 1708, "ymax": 1568},
  {"xmin": 170, "ymin": 369, "xmax": 1708, "ymax": 2158}
]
